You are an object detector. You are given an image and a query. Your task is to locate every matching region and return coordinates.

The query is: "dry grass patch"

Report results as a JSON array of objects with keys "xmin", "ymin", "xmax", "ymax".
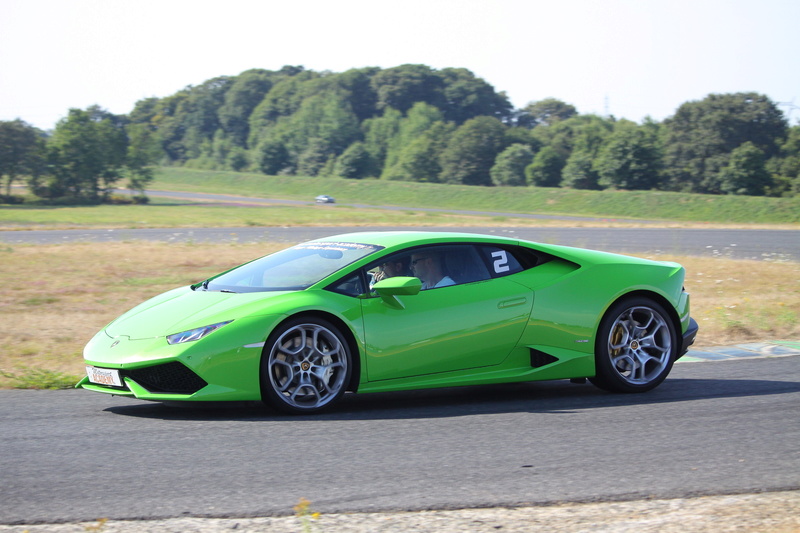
[
  {"xmin": 671, "ymin": 255, "xmax": 800, "ymax": 345},
  {"xmin": 0, "ymin": 243, "xmax": 797, "ymax": 388},
  {"xmin": 0, "ymin": 242, "xmax": 282, "ymax": 387}
]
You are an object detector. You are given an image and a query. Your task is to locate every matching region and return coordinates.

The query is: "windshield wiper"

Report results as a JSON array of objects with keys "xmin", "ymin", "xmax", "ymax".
[{"xmin": 194, "ymin": 280, "xmax": 235, "ymax": 293}]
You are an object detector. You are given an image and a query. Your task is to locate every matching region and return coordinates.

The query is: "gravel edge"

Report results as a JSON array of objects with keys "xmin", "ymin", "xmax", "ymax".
[{"xmin": 2, "ymin": 491, "xmax": 798, "ymax": 532}]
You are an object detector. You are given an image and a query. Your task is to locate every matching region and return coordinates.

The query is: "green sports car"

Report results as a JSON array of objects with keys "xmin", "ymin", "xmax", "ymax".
[{"xmin": 79, "ymin": 231, "xmax": 698, "ymax": 414}]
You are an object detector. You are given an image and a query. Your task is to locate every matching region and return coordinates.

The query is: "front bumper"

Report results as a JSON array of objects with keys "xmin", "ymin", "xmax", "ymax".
[
  {"xmin": 78, "ymin": 360, "xmax": 208, "ymax": 396},
  {"xmin": 77, "ymin": 315, "xmax": 277, "ymax": 402}
]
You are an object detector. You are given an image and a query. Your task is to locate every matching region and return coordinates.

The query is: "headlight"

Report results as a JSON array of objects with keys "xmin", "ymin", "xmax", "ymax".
[{"xmin": 166, "ymin": 321, "xmax": 233, "ymax": 345}]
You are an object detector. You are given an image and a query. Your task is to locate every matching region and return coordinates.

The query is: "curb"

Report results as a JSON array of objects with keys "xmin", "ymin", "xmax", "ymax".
[{"xmin": 680, "ymin": 340, "xmax": 800, "ymax": 362}]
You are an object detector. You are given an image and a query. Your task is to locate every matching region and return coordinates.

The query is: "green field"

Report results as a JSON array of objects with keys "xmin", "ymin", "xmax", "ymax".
[
  {"xmin": 2, "ymin": 167, "xmax": 799, "ymax": 229},
  {"xmin": 153, "ymin": 167, "xmax": 800, "ymax": 225},
  {"xmin": 0, "ymin": 200, "xmax": 480, "ymax": 230}
]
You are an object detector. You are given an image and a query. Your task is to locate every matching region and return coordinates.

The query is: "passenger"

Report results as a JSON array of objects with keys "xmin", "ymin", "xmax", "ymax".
[
  {"xmin": 410, "ymin": 252, "xmax": 455, "ymax": 289},
  {"xmin": 371, "ymin": 257, "xmax": 409, "ymax": 287}
]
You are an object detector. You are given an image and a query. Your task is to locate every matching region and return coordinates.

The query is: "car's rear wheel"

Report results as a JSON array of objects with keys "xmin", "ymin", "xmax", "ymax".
[
  {"xmin": 590, "ymin": 297, "xmax": 677, "ymax": 393},
  {"xmin": 261, "ymin": 317, "xmax": 351, "ymax": 414}
]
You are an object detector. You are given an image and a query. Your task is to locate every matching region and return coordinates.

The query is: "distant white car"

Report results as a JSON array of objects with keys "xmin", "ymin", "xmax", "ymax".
[{"xmin": 315, "ymin": 195, "xmax": 335, "ymax": 203}]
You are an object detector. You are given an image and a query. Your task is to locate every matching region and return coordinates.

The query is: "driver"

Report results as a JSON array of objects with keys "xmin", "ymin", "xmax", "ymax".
[{"xmin": 370, "ymin": 256, "xmax": 409, "ymax": 288}]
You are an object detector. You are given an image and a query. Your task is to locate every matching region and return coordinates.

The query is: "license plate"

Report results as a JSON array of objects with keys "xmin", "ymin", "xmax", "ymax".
[{"xmin": 86, "ymin": 366, "xmax": 123, "ymax": 387}]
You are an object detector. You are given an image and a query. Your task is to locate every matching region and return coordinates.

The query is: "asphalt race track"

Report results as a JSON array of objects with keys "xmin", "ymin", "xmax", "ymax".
[
  {"xmin": 1, "ymin": 355, "xmax": 798, "ymax": 524},
  {"xmin": 1, "ymin": 226, "xmax": 798, "ymax": 262}
]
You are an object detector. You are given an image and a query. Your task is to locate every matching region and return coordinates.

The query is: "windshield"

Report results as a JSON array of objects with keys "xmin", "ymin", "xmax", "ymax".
[{"xmin": 201, "ymin": 241, "xmax": 382, "ymax": 293}]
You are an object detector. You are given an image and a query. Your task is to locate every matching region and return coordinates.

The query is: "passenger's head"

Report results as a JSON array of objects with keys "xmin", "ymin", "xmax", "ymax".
[{"xmin": 410, "ymin": 252, "xmax": 443, "ymax": 283}]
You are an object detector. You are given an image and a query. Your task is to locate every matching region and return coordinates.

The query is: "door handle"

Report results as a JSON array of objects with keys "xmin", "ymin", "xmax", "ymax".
[{"xmin": 498, "ymin": 297, "xmax": 527, "ymax": 309}]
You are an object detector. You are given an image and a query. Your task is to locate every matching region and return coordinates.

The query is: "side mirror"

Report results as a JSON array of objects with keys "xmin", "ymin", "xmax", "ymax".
[{"xmin": 372, "ymin": 276, "xmax": 422, "ymax": 308}]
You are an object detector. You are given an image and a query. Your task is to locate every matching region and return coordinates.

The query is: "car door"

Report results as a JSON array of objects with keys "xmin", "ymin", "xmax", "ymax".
[{"xmin": 360, "ymin": 244, "xmax": 533, "ymax": 382}]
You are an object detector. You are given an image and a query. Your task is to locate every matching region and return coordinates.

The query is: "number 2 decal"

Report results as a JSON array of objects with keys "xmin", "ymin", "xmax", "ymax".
[{"xmin": 491, "ymin": 250, "xmax": 510, "ymax": 273}]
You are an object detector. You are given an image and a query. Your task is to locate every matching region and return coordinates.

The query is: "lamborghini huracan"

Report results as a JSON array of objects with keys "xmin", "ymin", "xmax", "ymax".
[{"xmin": 79, "ymin": 231, "xmax": 698, "ymax": 414}]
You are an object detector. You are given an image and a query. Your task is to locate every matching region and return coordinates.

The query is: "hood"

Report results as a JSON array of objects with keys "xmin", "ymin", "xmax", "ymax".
[{"xmin": 105, "ymin": 286, "xmax": 291, "ymax": 339}]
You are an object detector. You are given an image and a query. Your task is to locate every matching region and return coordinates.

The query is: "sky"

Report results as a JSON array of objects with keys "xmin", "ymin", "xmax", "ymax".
[{"xmin": 1, "ymin": 0, "xmax": 798, "ymax": 131}]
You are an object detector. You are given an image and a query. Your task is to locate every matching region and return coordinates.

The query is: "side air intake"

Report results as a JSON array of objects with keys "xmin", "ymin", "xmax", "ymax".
[{"xmin": 530, "ymin": 349, "xmax": 559, "ymax": 368}]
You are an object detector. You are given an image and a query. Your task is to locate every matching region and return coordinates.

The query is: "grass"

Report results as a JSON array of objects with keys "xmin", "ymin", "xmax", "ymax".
[
  {"xmin": 3, "ymin": 167, "xmax": 799, "ymax": 230},
  {"xmin": 0, "ymin": 367, "xmax": 79, "ymax": 389},
  {"xmin": 1, "ymin": 241, "xmax": 797, "ymax": 389},
  {"xmin": 0, "ymin": 197, "xmax": 520, "ymax": 230},
  {"xmin": 1, "ymin": 196, "xmax": 660, "ymax": 231},
  {"xmin": 151, "ymin": 167, "xmax": 800, "ymax": 225}
]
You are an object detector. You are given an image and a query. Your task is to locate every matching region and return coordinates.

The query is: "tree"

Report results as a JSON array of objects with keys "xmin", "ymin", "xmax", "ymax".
[
  {"xmin": 125, "ymin": 123, "xmax": 162, "ymax": 194},
  {"xmin": 662, "ymin": 92, "xmax": 787, "ymax": 194},
  {"xmin": 381, "ymin": 102, "xmax": 444, "ymax": 178},
  {"xmin": 490, "ymin": 144, "xmax": 534, "ymax": 186},
  {"xmin": 333, "ymin": 67, "xmax": 380, "ymax": 122},
  {"xmin": 439, "ymin": 116, "xmax": 507, "ymax": 185},
  {"xmin": 596, "ymin": 122, "xmax": 663, "ymax": 190},
  {"xmin": 46, "ymin": 107, "xmax": 128, "ymax": 200},
  {"xmin": 361, "ymin": 107, "xmax": 402, "ymax": 177},
  {"xmin": 256, "ymin": 138, "xmax": 291, "ymax": 175},
  {"xmin": 504, "ymin": 127, "xmax": 542, "ymax": 153},
  {"xmin": 248, "ymin": 69, "xmax": 319, "ymax": 146},
  {"xmin": 0, "ymin": 119, "xmax": 45, "ymax": 197},
  {"xmin": 217, "ymin": 69, "xmax": 275, "ymax": 147},
  {"xmin": 369, "ymin": 64, "xmax": 511, "ymax": 124},
  {"xmin": 279, "ymin": 91, "xmax": 362, "ymax": 162},
  {"xmin": 296, "ymin": 138, "xmax": 331, "ymax": 177},
  {"xmin": 370, "ymin": 64, "xmax": 445, "ymax": 115},
  {"xmin": 382, "ymin": 122, "xmax": 454, "ymax": 182},
  {"xmin": 532, "ymin": 114, "xmax": 614, "ymax": 161},
  {"xmin": 227, "ymin": 147, "xmax": 249, "ymax": 172},
  {"xmin": 525, "ymin": 146, "xmax": 564, "ymax": 187},
  {"xmin": 768, "ymin": 124, "xmax": 800, "ymax": 196},
  {"xmin": 171, "ymin": 77, "xmax": 234, "ymax": 162},
  {"xmin": 128, "ymin": 97, "xmax": 160, "ymax": 126},
  {"xmin": 517, "ymin": 98, "xmax": 578, "ymax": 128},
  {"xmin": 334, "ymin": 142, "xmax": 371, "ymax": 179},
  {"xmin": 147, "ymin": 92, "xmax": 190, "ymax": 161},
  {"xmin": 719, "ymin": 142, "xmax": 772, "ymax": 196},
  {"xmin": 561, "ymin": 150, "xmax": 600, "ymax": 190},
  {"xmin": 437, "ymin": 68, "xmax": 512, "ymax": 123}
]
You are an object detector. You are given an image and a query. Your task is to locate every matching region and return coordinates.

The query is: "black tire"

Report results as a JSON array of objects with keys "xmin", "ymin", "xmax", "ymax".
[
  {"xmin": 590, "ymin": 297, "xmax": 677, "ymax": 393},
  {"xmin": 261, "ymin": 317, "xmax": 352, "ymax": 414}
]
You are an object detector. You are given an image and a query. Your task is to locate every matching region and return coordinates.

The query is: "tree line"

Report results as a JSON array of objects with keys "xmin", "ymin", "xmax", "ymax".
[
  {"xmin": 2, "ymin": 64, "xmax": 798, "ymax": 203},
  {"xmin": 0, "ymin": 106, "xmax": 159, "ymax": 203}
]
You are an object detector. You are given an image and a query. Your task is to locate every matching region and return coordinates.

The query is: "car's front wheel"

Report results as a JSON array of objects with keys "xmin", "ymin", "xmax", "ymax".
[
  {"xmin": 261, "ymin": 317, "xmax": 352, "ymax": 414},
  {"xmin": 590, "ymin": 297, "xmax": 677, "ymax": 393}
]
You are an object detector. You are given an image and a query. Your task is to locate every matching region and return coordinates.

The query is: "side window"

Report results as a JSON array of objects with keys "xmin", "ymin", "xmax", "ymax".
[
  {"xmin": 438, "ymin": 245, "xmax": 490, "ymax": 285},
  {"xmin": 365, "ymin": 253, "xmax": 413, "ymax": 291},
  {"xmin": 478, "ymin": 246, "xmax": 524, "ymax": 278},
  {"xmin": 408, "ymin": 244, "xmax": 490, "ymax": 289},
  {"xmin": 364, "ymin": 244, "xmax": 492, "ymax": 292},
  {"xmin": 326, "ymin": 273, "xmax": 365, "ymax": 297}
]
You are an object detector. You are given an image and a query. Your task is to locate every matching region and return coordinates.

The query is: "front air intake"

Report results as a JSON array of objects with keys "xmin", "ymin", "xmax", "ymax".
[{"xmin": 124, "ymin": 362, "xmax": 207, "ymax": 394}]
